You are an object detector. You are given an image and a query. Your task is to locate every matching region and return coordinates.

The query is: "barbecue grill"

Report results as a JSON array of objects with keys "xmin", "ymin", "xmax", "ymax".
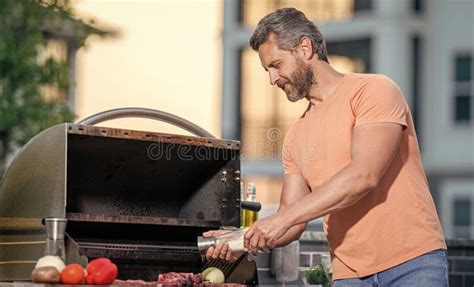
[{"xmin": 0, "ymin": 108, "xmax": 259, "ymax": 284}]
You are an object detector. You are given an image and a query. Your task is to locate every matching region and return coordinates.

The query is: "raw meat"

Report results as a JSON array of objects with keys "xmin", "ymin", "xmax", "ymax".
[
  {"xmin": 157, "ymin": 272, "xmax": 203, "ymax": 286},
  {"xmin": 114, "ymin": 272, "xmax": 204, "ymax": 286}
]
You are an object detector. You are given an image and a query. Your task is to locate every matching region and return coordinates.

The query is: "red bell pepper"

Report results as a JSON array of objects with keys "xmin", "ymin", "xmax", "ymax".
[{"xmin": 86, "ymin": 257, "xmax": 118, "ymax": 285}]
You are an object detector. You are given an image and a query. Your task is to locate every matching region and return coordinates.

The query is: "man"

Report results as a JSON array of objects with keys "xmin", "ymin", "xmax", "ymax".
[{"xmin": 204, "ymin": 7, "xmax": 448, "ymax": 286}]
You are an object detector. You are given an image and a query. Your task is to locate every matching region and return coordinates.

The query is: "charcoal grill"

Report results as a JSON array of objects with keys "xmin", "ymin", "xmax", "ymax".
[{"xmin": 0, "ymin": 108, "xmax": 259, "ymax": 284}]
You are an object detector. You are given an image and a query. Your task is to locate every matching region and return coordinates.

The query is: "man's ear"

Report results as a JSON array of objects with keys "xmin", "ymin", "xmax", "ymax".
[{"xmin": 299, "ymin": 37, "xmax": 314, "ymax": 60}]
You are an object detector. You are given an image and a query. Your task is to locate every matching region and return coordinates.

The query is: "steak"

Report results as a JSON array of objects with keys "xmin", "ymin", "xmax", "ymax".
[{"xmin": 157, "ymin": 272, "xmax": 203, "ymax": 286}]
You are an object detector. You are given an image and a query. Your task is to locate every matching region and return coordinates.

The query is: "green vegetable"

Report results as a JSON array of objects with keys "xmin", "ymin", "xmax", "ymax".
[{"xmin": 306, "ymin": 264, "xmax": 330, "ymax": 286}]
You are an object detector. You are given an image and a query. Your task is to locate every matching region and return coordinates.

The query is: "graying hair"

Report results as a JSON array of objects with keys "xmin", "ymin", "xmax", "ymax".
[{"xmin": 249, "ymin": 7, "xmax": 329, "ymax": 63}]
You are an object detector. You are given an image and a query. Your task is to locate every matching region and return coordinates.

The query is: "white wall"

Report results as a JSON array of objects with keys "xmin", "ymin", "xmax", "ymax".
[
  {"xmin": 422, "ymin": 0, "xmax": 474, "ymax": 172},
  {"xmin": 74, "ymin": 0, "xmax": 223, "ymax": 137}
]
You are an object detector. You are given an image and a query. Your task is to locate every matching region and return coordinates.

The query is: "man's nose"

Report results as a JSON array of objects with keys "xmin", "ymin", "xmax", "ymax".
[{"xmin": 269, "ymin": 70, "xmax": 279, "ymax": 86}]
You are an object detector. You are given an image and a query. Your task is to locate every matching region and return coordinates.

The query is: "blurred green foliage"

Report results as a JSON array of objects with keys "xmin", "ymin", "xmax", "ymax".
[
  {"xmin": 0, "ymin": 0, "xmax": 106, "ymax": 171},
  {"xmin": 306, "ymin": 264, "xmax": 331, "ymax": 286}
]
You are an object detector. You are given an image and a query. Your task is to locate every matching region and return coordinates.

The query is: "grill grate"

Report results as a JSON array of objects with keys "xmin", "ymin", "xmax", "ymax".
[
  {"xmin": 202, "ymin": 256, "xmax": 243, "ymax": 278},
  {"xmin": 77, "ymin": 241, "xmax": 199, "ymax": 254}
]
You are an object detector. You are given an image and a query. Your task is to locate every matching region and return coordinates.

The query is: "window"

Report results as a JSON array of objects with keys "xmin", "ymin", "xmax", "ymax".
[
  {"xmin": 328, "ymin": 55, "xmax": 365, "ymax": 73},
  {"xmin": 440, "ymin": 179, "xmax": 474, "ymax": 240},
  {"xmin": 241, "ymin": 0, "xmax": 371, "ymax": 27},
  {"xmin": 453, "ymin": 54, "xmax": 473, "ymax": 123},
  {"xmin": 411, "ymin": 36, "xmax": 422, "ymax": 146},
  {"xmin": 240, "ymin": 48, "xmax": 308, "ymax": 161},
  {"xmin": 453, "ymin": 199, "xmax": 471, "ymax": 238},
  {"xmin": 412, "ymin": 0, "xmax": 423, "ymax": 14},
  {"xmin": 326, "ymin": 39, "xmax": 372, "ymax": 72}
]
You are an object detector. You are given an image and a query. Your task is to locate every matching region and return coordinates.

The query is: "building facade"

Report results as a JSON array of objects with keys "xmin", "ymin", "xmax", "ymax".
[{"xmin": 222, "ymin": 0, "xmax": 473, "ymax": 239}]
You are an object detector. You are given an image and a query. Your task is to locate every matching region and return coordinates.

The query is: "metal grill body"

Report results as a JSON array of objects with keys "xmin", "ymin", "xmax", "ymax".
[{"xmin": 0, "ymin": 118, "xmax": 257, "ymax": 284}]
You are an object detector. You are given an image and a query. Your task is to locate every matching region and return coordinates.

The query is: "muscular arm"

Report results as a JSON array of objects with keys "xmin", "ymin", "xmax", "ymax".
[
  {"xmin": 244, "ymin": 122, "xmax": 404, "ymax": 253},
  {"xmin": 282, "ymin": 122, "xmax": 403, "ymax": 226},
  {"xmin": 273, "ymin": 174, "xmax": 311, "ymax": 247}
]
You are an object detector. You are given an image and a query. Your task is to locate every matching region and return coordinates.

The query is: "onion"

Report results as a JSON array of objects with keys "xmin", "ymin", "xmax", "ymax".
[
  {"xmin": 202, "ymin": 267, "xmax": 225, "ymax": 284},
  {"xmin": 35, "ymin": 255, "xmax": 65, "ymax": 273}
]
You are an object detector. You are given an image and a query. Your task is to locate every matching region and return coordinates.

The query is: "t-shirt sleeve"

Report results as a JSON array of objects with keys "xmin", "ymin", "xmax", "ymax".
[
  {"xmin": 351, "ymin": 75, "xmax": 408, "ymax": 128},
  {"xmin": 282, "ymin": 129, "xmax": 301, "ymax": 176}
]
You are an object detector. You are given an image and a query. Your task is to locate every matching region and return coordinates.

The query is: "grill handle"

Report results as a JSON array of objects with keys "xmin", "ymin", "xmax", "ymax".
[
  {"xmin": 77, "ymin": 107, "xmax": 216, "ymax": 138},
  {"xmin": 241, "ymin": 201, "xmax": 261, "ymax": 212}
]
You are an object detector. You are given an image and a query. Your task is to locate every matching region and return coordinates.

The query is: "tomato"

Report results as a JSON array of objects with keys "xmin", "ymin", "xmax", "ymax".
[
  {"xmin": 60, "ymin": 263, "xmax": 86, "ymax": 285},
  {"xmin": 93, "ymin": 262, "xmax": 118, "ymax": 285}
]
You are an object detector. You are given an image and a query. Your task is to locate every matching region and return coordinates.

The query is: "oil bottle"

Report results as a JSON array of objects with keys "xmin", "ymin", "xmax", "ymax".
[
  {"xmin": 240, "ymin": 182, "xmax": 245, "ymax": 227},
  {"xmin": 243, "ymin": 183, "xmax": 258, "ymax": 227}
]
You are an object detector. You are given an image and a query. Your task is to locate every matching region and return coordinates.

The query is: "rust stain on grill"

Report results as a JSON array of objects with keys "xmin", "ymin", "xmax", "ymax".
[{"xmin": 68, "ymin": 124, "xmax": 240, "ymax": 150}]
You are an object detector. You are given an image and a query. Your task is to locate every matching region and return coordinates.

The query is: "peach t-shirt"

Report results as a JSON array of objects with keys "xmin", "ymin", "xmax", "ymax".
[{"xmin": 282, "ymin": 73, "xmax": 446, "ymax": 280}]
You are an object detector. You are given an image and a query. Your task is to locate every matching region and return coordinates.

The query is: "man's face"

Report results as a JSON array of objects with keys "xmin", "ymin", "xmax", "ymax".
[{"xmin": 258, "ymin": 34, "xmax": 315, "ymax": 102}]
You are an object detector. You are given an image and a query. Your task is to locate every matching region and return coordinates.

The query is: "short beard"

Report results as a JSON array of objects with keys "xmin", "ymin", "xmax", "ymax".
[{"xmin": 285, "ymin": 59, "xmax": 315, "ymax": 102}]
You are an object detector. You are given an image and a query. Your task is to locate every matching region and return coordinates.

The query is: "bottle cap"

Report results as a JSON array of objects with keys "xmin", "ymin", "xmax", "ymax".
[
  {"xmin": 247, "ymin": 183, "xmax": 256, "ymax": 196},
  {"xmin": 43, "ymin": 217, "xmax": 67, "ymax": 240}
]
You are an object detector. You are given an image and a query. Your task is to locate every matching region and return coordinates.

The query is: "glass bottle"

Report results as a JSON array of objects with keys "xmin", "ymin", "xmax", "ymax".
[
  {"xmin": 243, "ymin": 183, "xmax": 258, "ymax": 227},
  {"xmin": 240, "ymin": 182, "xmax": 246, "ymax": 227}
]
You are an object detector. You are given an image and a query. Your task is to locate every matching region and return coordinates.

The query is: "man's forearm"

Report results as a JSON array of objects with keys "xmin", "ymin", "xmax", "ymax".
[
  {"xmin": 274, "ymin": 223, "xmax": 306, "ymax": 247},
  {"xmin": 282, "ymin": 164, "xmax": 377, "ymax": 227}
]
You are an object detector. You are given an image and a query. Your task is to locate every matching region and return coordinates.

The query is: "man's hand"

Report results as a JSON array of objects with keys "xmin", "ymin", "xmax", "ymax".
[
  {"xmin": 240, "ymin": 174, "xmax": 310, "ymax": 254},
  {"xmin": 244, "ymin": 212, "xmax": 291, "ymax": 255},
  {"xmin": 202, "ymin": 230, "xmax": 238, "ymax": 262}
]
